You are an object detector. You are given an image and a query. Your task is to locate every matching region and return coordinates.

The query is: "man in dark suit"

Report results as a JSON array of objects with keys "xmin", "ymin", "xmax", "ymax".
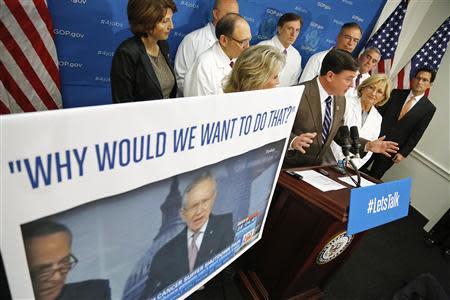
[
  {"xmin": 141, "ymin": 172, "xmax": 234, "ymax": 299},
  {"xmin": 22, "ymin": 220, "xmax": 110, "ymax": 300},
  {"xmin": 361, "ymin": 67, "xmax": 437, "ymax": 179},
  {"xmin": 284, "ymin": 49, "xmax": 399, "ymax": 168}
]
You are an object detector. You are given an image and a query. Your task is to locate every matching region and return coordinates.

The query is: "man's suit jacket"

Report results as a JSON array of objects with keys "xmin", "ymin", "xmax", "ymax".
[
  {"xmin": 140, "ymin": 213, "xmax": 234, "ymax": 299},
  {"xmin": 378, "ymin": 89, "xmax": 436, "ymax": 157},
  {"xmin": 111, "ymin": 36, "xmax": 177, "ymax": 103},
  {"xmin": 283, "ymin": 78, "xmax": 346, "ymax": 167},
  {"xmin": 363, "ymin": 89, "xmax": 436, "ymax": 178},
  {"xmin": 57, "ymin": 279, "xmax": 111, "ymax": 300}
]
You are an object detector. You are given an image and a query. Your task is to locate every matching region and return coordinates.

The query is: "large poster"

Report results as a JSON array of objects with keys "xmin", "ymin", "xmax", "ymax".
[{"xmin": 0, "ymin": 86, "xmax": 302, "ymax": 299}]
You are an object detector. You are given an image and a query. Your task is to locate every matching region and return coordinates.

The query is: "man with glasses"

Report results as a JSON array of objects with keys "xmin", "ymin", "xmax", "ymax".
[
  {"xmin": 22, "ymin": 220, "xmax": 110, "ymax": 300},
  {"xmin": 175, "ymin": 0, "xmax": 239, "ymax": 96},
  {"xmin": 183, "ymin": 13, "xmax": 251, "ymax": 96},
  {"xmin": 141, "ymin": 172, "xmax": 234, "ymax": 298},
  {"xmin": 299, "ymin": 22, "xmax": 362, "ymax": 83}
]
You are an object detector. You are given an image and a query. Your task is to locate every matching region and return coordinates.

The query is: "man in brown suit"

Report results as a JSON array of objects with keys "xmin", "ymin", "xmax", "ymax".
[{"xmin": 284, "ymin": 49, "xmax": 398, "ymax": 168}]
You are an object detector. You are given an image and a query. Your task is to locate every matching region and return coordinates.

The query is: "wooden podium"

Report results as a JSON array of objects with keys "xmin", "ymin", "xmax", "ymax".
[{"xmin": 236, "ymin": 166, "xmax": 375, "ymax": 299}]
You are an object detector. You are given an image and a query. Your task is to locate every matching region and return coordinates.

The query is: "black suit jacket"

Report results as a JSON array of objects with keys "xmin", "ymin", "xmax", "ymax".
[
  {"xmin": 57, "ymin": 279, "xmax": 111, "ymax": 300},
  {"xmin": 141, "ymin": 213, "xmax": 234, "ymax": 299},
  {"xmin": 378, "ymin": 89, "xmax": 436, "ymax": 157},
  {"xmin": 362, "ymin": 89, "xmax": 436, "ymax": 179},
  {"xmin": 110, "ymin": 36, "xmax": 177, "ymax": 103}
]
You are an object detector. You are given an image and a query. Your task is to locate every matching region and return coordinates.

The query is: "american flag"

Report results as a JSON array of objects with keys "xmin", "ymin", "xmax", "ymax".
[
  {"xmin": 395, "ymin": 17, "xmax": 450, "ymax": 89},
  {"xmin": 365, "ymin": 0, "xmax": 408, "ymax": 79},
  {"xmin": 1, "ymin": 0, "xmax": 62, "ymax": 114}
]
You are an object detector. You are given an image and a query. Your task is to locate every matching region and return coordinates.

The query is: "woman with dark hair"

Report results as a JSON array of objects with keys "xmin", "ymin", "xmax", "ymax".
[{"xmin": 111, "ymin": 0, "xmax": 177, "ymax": 103}]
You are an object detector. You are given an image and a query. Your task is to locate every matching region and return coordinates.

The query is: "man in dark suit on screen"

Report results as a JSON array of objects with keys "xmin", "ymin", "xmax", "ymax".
[
  {"xmin": 284, "ymin": 49, "xmax": 399, "ymax": 168},
  {"xmin": 361, "ymin": 67, "xmax": 437, "ymax": 179},
  {"xmin": 141, "ymin": 172, "xmax": 234, "ymax": 299},
  {"xmin": 22, "ymin": 220, "xmax": 110, "ymax": 300}
]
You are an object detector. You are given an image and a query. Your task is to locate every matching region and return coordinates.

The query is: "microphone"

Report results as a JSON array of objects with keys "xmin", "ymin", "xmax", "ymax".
[
  {"xmin": 350, "ymin": 126, "xmax": 361, "ymax": 159},
  {"xmin": 335, "ymin": 126, "xmax": 351, "ymax": 160}
]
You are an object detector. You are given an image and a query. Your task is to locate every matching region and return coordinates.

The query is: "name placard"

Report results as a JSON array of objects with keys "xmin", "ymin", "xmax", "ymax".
[{"xmin": 347, "ymin": 178, "xmax": 412, "ymax": 235}]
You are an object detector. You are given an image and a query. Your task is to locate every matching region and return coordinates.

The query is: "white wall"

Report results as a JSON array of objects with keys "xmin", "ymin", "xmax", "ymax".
[{"xmin": 378, "ymin": 0, "xmax": 450, "ymax": 230}]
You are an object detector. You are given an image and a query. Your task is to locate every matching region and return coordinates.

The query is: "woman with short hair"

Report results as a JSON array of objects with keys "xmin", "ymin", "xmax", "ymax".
[
  {"xmin": 223, "ymin": 45, "xmax": 285, "ymax": 93},
  {"xmin": 332, "ymin": 73, "xmax": 392, "ymax": 168},
  {"xmin": 111, "ymin": 0, "xmax": 177, "ymax": 103}
]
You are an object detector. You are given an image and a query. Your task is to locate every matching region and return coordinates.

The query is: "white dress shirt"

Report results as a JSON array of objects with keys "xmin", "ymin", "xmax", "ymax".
[
  {"xmin": 175, "ymin": 23, "xmax": 217, "ymax": 96},
  {"xmin": 331, "ymin": 98, "xmax": 382, "ymax": 169},
  {"xmin": 298, "ymin": 48, "xmax": 332, "ymax": 83},
  {"xmin": 317, "ymin": 77, "xmax": 334, "ymax": 124},
  {"xmin": 344, "ymin": 71, "xmax": 370, "ymax": 124},
  {"xmin": 345, "ymin": 71, "xmax": 370, "ymax": 100},
  {"xmin": 183, "ymin": 42, "xmax": 232, "ymax": 97},
  {"xmin": 289, "ymin": 78, "xmax": 333, "ymax": 150},
  {"xmin": 258, "ymin": 35, "xmax": 302, "ymax": 87}
]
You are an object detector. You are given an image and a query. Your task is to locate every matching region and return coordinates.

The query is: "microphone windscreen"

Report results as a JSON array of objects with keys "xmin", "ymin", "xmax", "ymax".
[
  {"xmin": 335, "ymin": 126, "xmax": 349, "ymax": 146},
  {"xmin": 350, "ymin": 126, "xmax": 360, "ymax": 140}
]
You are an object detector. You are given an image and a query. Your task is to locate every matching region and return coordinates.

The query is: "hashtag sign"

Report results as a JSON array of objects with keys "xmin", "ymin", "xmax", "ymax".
[{"xmin": 367, "ymin": 199, "xmax": 374, "ymax": 214}]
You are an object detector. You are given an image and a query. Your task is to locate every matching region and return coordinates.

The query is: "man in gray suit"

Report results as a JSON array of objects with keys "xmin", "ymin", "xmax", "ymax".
[{"xmin": 284, "ymin": 49, "xmax": 399, "ymax": 168}]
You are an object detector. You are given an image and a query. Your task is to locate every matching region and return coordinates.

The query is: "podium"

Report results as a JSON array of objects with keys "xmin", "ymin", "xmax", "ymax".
[{"xmin": 236, "ymin": 166, "xmax": 376, "ymax": 299}]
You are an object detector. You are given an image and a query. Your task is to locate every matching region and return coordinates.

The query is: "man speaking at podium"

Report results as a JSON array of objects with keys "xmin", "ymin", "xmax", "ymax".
[{"xmin": 284, "ymin": 49, "xmax": 399, "ymax": 168}]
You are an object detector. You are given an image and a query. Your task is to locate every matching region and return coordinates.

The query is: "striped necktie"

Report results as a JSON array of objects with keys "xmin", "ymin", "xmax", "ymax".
[
  {"xmin": 322, "ymin": 96, "xmax": 332, "ymax": 143},
  {"xmin": 188, "ymin": 231, "xmax": 200, "ymax": 272}
]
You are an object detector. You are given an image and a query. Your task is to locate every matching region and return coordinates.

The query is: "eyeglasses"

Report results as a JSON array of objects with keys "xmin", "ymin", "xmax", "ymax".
[
  {"xmin": 342, "ymin": 34, "xmax": 360, "ymax": 44},
  {"xmin": 30, "ymin": 254, "xmax": 78, "ymax": 282},
  {"xmin": 228, "ymin": 36, "xmax": 250, "ymax": 47}
]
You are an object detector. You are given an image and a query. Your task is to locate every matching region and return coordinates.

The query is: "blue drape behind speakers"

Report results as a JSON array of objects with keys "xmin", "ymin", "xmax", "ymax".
[{"xmin": 48, "ymin": 0, "xmax": 385, "ymax": 108}]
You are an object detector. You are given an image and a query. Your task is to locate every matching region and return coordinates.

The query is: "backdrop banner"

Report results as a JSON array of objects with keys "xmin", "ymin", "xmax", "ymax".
[
  {"xmin": 47, "ymin": 0, "xmax": 385, "ymax": 108},
  {"xmin": 0, "ymin": 86, "xmax": 302, "ymax": 300}
]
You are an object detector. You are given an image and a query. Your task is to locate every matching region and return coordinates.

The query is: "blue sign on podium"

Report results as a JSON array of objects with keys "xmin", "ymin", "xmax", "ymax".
[{"xmin": 347, "ymin": 178, "xmax": 412, "ymax": 235}]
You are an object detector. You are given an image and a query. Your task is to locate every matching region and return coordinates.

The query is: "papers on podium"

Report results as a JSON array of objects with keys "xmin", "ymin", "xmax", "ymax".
[{"xmin": 293, "ymin": 170, "xmax": 346, "ymax": 192}]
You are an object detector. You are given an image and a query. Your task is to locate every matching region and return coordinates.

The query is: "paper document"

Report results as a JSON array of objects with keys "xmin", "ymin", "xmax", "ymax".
[
  {"xmin": 338, "ymin": 175, "xmax": 376, "ymax": 187},
  {"xmin": 294, "ymin": 170, "xmax": 346, "ymax": 192}
]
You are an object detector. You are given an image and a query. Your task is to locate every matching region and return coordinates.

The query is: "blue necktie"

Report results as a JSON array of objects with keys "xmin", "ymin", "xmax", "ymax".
[{"xmin": 322, "ymin": 96, "xmax": 332, "ymax": 143}]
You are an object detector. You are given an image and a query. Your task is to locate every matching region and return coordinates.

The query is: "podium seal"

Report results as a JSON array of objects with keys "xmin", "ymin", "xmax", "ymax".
[{"xmin": 316, "ymin": 231, "xmax": 353, "ymax": 265}]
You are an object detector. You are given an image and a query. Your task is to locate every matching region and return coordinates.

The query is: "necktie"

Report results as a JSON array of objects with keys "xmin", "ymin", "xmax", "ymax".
[
  {"xmin": 188, "ymin": 231, "xmax": 200, "ymax": 272},
  {"xmin": 229, "ymin": 61, "xmax": 234, "ymax": 68},
  {"xmin": 322, "ymin": 96, "xmax": 332, "ymax": 143},
  {"xmin": 398, "ymin": 95, "xmax": 415, "ymax": 120},
  {"xmin": 355, "ymin": 73, "xmax": 362, "ymax": 87},
  {"xmin": 283, "ymin": 49, "xmax": 287, "ymax": 55}
]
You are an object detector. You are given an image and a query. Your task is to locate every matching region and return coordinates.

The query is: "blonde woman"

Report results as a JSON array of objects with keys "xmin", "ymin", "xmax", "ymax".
[
  {"xmin": 332, "ymin": 73, "xmax": 392, "ymax": 168},
  {"xmin": 223, "ymin": 45, "xmax": 285, "ymax": 92}
]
